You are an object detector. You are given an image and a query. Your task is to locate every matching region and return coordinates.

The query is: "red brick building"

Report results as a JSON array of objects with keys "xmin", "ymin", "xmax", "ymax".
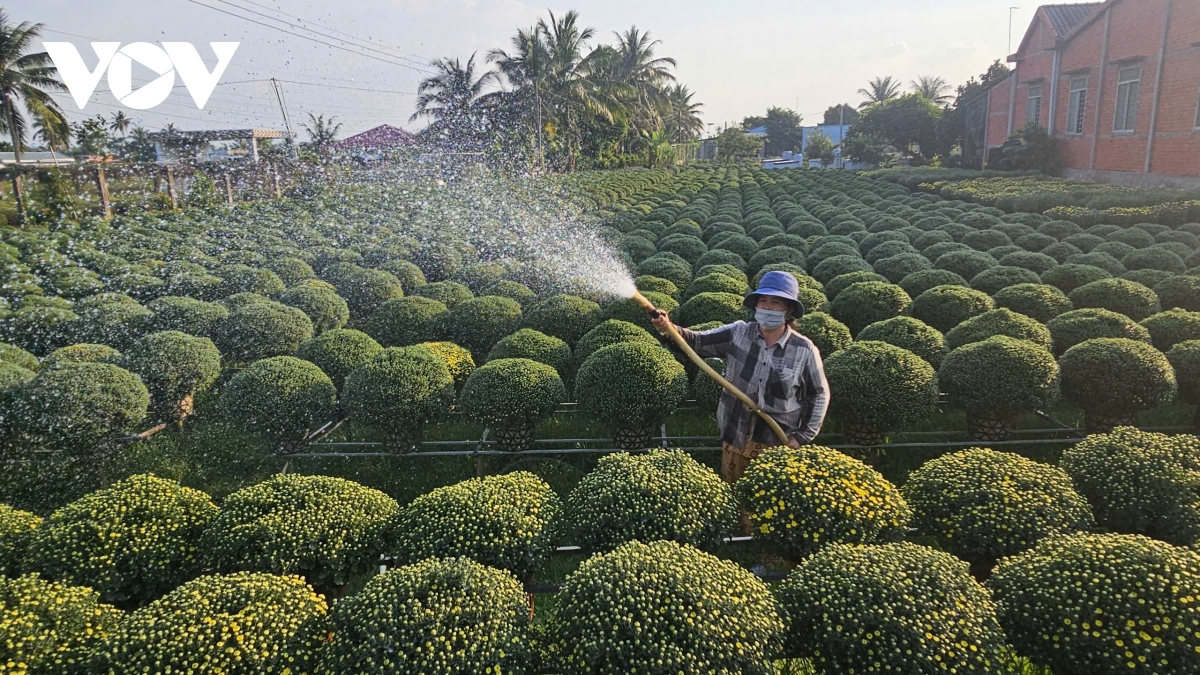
[{"xmin": 980, "ymin": 0, "xmax": 1200, "ymax": 187}]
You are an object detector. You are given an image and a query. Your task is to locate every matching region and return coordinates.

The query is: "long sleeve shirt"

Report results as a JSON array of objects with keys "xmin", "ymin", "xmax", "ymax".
[{"xmin": 675, "ymin": 320, "xmax": 829, "ymax": 448}]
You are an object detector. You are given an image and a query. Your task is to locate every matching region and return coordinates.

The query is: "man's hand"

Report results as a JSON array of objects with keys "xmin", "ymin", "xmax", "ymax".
[{"xmin": 650, "ymin": 311, "xmax": 673, "ymax": 335}]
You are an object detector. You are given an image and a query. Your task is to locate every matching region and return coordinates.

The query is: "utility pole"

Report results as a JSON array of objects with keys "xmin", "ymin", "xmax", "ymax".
[
  {"xmin": 1008, "ymin": 7, "xmax": 1021, "ymax": 56},
  {"xmin": 270, "ymin": 78, "xmax": 298, "ymax": 159},
  {"xmin": 838, "ymin": 104, "xmax": 845, "ymax": 168}
]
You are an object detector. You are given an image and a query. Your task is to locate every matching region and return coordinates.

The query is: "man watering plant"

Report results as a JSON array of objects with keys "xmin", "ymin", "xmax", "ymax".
[{"xmin": 650, "ymin": 271, "xmax": 829, "ymax": 483}]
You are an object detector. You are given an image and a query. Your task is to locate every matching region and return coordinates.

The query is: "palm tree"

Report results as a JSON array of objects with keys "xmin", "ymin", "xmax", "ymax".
[
  {"xmin": 911, "ymin": 75, "xmax": 952, "ymax": 106},
  {"xmin": 108, "ymin": 111, "xmax": 131, "ymax": 136},
  {"xmin": 663, "ymin": 84, "xmax": 703, "ymax": 143},
  {"xmin": 31, "ymin": 97, "xmax": 70, "ymax": 151},
  {"xmin": 857, "ymin": 76, "xmax": 901, "ymax": 108},
  {"xmin": 488, "ymin": 26, "xmax": 551, "ymax": 168},
  {"xmin": 536, "ymin": 10, "xmax": 614, "ymax": 170},
  {"xmin": 0, "ymin": 10, "xmax": 68, "ymax": 222},
  {"xmin": 302, "ymin": 113, "xmax": 342, "ymax": 159},
  {"xmin": 411, "ymin": 53, "xmax": 497, "ymax": 148}
]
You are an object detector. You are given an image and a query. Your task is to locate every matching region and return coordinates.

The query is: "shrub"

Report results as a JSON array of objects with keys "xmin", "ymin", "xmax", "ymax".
[
  {"xmin": 521, "ymin": 294, "xmax": 600, "ymax": 346},
  {"xmin": 14, "ymin": 362, "xmax": 149, "ymax": 451},
  {"xmin": 0, "ymin": 573, "xmax": 123, "ymax": 674},
  {"xmin": 147, "ymin": 296, "xmax": 228, "ymax": 338},
  {"xmin": 0, "ymin": 341, "xmax": 38, "ymax": 371},
  {"xmin": 413, "ymin": 280, "xmax": 473, "ymax": 307},
  {"xmin": 830, "ymin": 281, "xmax": 910, "ymax": 336},
  {"xmin": 795, "ymin": 312, "xmax": 852, "ymax": 357},
  {"xmin": 1060, "ymin": 338, "xmax": 1176, "ymax": 420},
  {"xmin": 560, "ymin": 450, "xmax": 737, "ymax": 553},
  {"xmin": 553, "ymin": 540, "xmax": 782, "ymax": 675},
  {"xmin": 693, "ymin": 248, "xmax": 746, "ymax": 272},
  {"xmin": 1066, "ymin": 251, "xmax": 1127, "ymax": 275},
  {"xmin": 121, "ymin": 331, "xmax": 221, "ymax": 422},
  {"xmin": 962, "ymin": 229, "xmax": 1012, "ymax": 251},
  {"xmin": 909, "ymin": 285, "xmax": 995, "ymax": 333},
  {"xmin": 1122, "ymin": 268, "xmax": 1174, "ymax": 289},
  {"xmin": 903, "ymin": 448, "xmax": 1092, "ymax": 570},
  {"xmin": 27, "ymin": 474, "xmax": 218, "ymax": 607},
  {"xmin": 1060, "ymin": 428, "xmax": 1200, "ymax": 544},
  {"xmin": 778, "ymin": 542, "xmax": 1007, "ymax": 673},
  {"xmin": 671, "ymin": 291, "xmax": 745, "ymax": 327},
  {"xmin": 483, "ymin": 279, "xmax": 538, "ymax": 308},
  {"xmin": 100, "ymin": 572, "xmax": 328, "ymax": 675},
  {"xmin": 1068, "ymin": 278, "xmax": 1161, "ymax": 322},
  {"xmin": 857, "ymin": 315, "xmax": 946, "ymax": 367},
  {"xmin": 68, "ymin": 294, "xmax": 152, "ymax": 350},
  {"xmin": 278, "ymin": 280, "xmax": 350, "ymax": 331},
  {"xmin": 825, "ymin": 341, "xmax": 938, "ymax": 441},
  {"xmin": 575, "ymin": 342, "xmax": 688, "ymax": 448},
  {"xmin": 898, "ymin": 268, "xmax": 969, "ymax": 297},
  {"xmin": 264, "ymin": 256, "xmax": 316, "ymax": 286},
  {"xmin": 734, "ymin": 445, "xmax": 910, "ymax": 559},
  {"xmin": 215, "ymin": 300, "xmax": 313, "ymax": 362},
  {"xmin": 752, "ymin": 263, "xmax": 819, "ymax": 290},
  {"xmin": 993, "ymin": 282, "xmax": 1073, "ymax": 322},
  {"xmin": 443, "ymin": 295, "xmax": 523, "ymax": 358},
  {"xmin": 873, "ymin": 251, "xmax": 932, "ymax": 283},
  {"xmin": 969, "ymin": 265, "xmax": 1041, "ymax": 296},
  {"xmin": 202, "ymin": 474, "xmax": 399, "ymax": 590},
  {"xmin": 988, "ymin": 533, "xmax": 1200, "ymax": 675},
  {"xmin": 219, "ymin": 356, "xmax": 338, "ymax": 451},
  {"xmin": 319, "ymin": 557, "xmax": 529, "ymax": 675},
  {"xmin": 341, "ymin": 347, "xmax": 456, "ymax": 450},
  {"xmin": 1167, "ymin": 340, "xmax": 1200, "ymax": 405},
  {"xmin": 366, "ymin": 296, "xmax": 447, "ymax": 347},
  {"xmin": 635, "ymin": 254, "xmax": 692, "ymax": 289},
  {"xmin": 682, "ymin": 272, "xmax": 748, "ymax": 301},
  {"xmin": 811, "ymin": 254, "xmax": 873, "ymax": 284},
  {"xmin": 487, "ymin": 327, "xmax": 571, "ymax": 375},
  {"xmin": 635, "ymin": 275, "xmax": 682, "ymax": 300},
  {"xmin": 41, "ymin": 343, "xmax": 121, "ymax": 368},
  {"xmin": 411, "ymin": 341, "xmax": 475, "ymax": 388},
  {"xmin": 935, "ymin": 249, "xmax": 997, "ymax": 280},
  {"xmin": 940, "ymin": 335, "xmax": 1059, "ymax": 418},
  {"xmin": 295, "ymin": 328, "xmax": 382, "ymax": 389},
  {"xmin": 0, "ymin": 503, "xmax": 40, "ymax": 576},
  {"xmin": 216, "ymin": 264, "xmax": 285, "ymax": 298},
  {"xmin": 1140, "ymin": 309, "xmax": 1200, "ymax": 351},
  {"xmin": 573, "ymin": 319, "xmax": 659, "ymax": 367},
  {"xmin": 601, "ymin": 290, "xmax": 678, "ymax": 334},
  {"xmin": 1123, "ymin": 247, "xmax": 1186, "ymax": 274},
  {"xmin": 321, "ymin": 264, "xmax": 404, "ymax": 320},
  {"xmin": 390, "ymin": 472, "xmax": 558, "ymax": 581},
  {"xmin": 747, "ymin": 245, "xmax": 806, "ymax": 276},
  {"xmin": 458, "ymin": 358, "xmax": 565, "ymax": 446},
  {"xmin": 2, "ymin": 306, "xmax": 78, "ymax": 356},
  {"xmin": 1041, "ymin": 263, "xmax": 1112, "ymax": 294},
  {"xmin": 824, "ymin": 270, "xmax": 885, "ymax": 300},
  {"xmin": 710, "ymin": 233, "xmax": 759, "ymax": 263},
  {"xmin": 944, "ymin": 307, "xmax": 1052, "ymax": 350},
  {"xmin": 1154, "ymin": 274, "xmax": 1200, "ymax": 311},
  {"xmin": 451, "ymin": 262, "xmax": 508, "ymax": 293}
]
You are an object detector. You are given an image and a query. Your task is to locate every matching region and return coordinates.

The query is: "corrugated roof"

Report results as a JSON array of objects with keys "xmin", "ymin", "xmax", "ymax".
[
  {"xmin": 1042, "ymin": 3, "xmax": 1103, "ymax": 35},
  {"xmin": 335, "ymin": 124, "xmax": 416, "ymax": 149}
]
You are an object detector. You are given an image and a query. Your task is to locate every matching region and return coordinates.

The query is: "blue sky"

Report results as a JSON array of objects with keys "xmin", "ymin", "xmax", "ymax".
[{"xmin": 12, "ymin": 0, "xmax": 1054, "ymax": 137}]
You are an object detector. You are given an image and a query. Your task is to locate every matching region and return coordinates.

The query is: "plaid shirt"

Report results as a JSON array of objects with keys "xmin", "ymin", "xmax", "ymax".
[{"xmin": 675, "ymin": 321, "xmax": 829, "ymax": 448}]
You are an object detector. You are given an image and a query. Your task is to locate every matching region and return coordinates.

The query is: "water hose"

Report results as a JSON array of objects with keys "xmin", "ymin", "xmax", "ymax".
[{"xmin": 631, "ymin": 291, "xmax": 790, "ymax": 445}]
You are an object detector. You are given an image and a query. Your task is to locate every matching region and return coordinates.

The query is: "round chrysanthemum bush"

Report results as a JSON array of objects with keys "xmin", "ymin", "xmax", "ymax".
[
  {"xmin": 318, "ymin": 557, "xmax": 530, "ymax": 675},
  {"xmin": 944, "ymin": 307, "xmax": 1052, "ymax": 350},
  {"xmin": 682, "ymin": 272, "xmax": 748, "ymax": 301},
  {"xmin": 899, "ymin": 268, "xmax": 969, "ymax": 298},
  {"xmin": 413, "ymin": 280, "xmax": 473, "ymax": 307},
  {"xmin": 201, "ymin": 474, "xmax": 399, "ymax": 591},
  {"xmin": 633, "ymin": 274, "xmax": 680, "ymax": 299},
  {"xmin": 909, "ymin": 284, "xmax": 995, "ymax": 333},
  {"xmin": 365, "ymin": 296, "xmax": 447, "ymax": 347},
  {"xmin": 294, "ymin": 328, "xmax": 382, "ymax": 390},
  {"xmin": 553, "ymin": 540, "xmax": 783, "ymax": 675},
  {"xmin": 0, "ymin": 503, "xmax": 40, "ymax": 576},
  {"xmin": 1154, "ymin": 274, "xmax": 1200, "ymax": 312},
  {"xmin": 1060, "ymin": 338, "xmax": 1177, "ymax": 430},
  {"xmin": 278, "ymin": 279, "xmax": 350, "ymax": 331},
  {"xmin": 40, "ymin": 343, "xmax": 121, "ymax": 369},
  {"xmin": 0, "ymin": 573, "xmax": 124, "ymax": 675},
  {"xmin": 1068, "ymin": 278, "xmax": 1161, "ymax": 321},
  {"xmin": 12, "ymin": 361, "xmax": 149, "ymax": 453},
  {"xmin": 410, "ymin": 340, "xmax": 475, "ymax": 389},
  {"xmin": 458, "ymin": 358, "xmax": 565, "ymax": 450},
  {"xmin": 1060, "ymin": 427, "xmax": 1200, "ymax": 545},
  {"xmin": 777, "ymin": 542, "xmax": 1008, "ymax": 674},
  {"xmin": 99, "ymin": 572, "xmax": 328, "ymax": 675},
  {"xmin": 442, "ymin": 295, "xmax": 523, "ymax": 360},
  {"xmin": 987, "ymin": 533, "xmax": 1200, "ymax": 675},
  {"xmin": 1140, "ymin": 309, "xmax": 1200, "ymax": 351},
  {"xmin": 902, "ymin": 448, "xmax": 1093, "ymax": 572},
  {"xmin": 26, "ymin": 474, "xmax": 218, "ymax": 607},
  {"xmin": 671, "ymin": 291, "xmax": 746, "ymax": 327},
  {"xmin": 215, "ymin": 300, "xmax": 314, "ymax": 362},
  {"xmin": 559, "ymin": 450, "xmax": 737, "ymax": 553},
  {"xmin": 146, "ymin": 296, "xmax": 229, "ymax": 338},
  {"xmin": 521, "ymin": 294, "xmax": 601, "ymax": 346},
  {"xmin": 824, "ymin": 341, "xmax": 939, "ymax": 445},
  {"xmin": 939, "ymin": 336, "xmax": 1059, "ymax": 439},
  {"xmin": 1048, "ymin": 307, "xmax": 1152, "ymax": 355},
  {"xmin": 1167, "ymin": 340, "xmax": 1200, "ymax": 407},
  {"xmin": 389, "ymin": 472, "xmax": 558, "ymax": 582},
  {"xmin": 993, "ymin": 282, "xmax": 1074, "ymax": 323},
  {"xmin": 572, "ymin": 318, "xmax": 659, "ymax": 368},
  {"xmin": 733, "ymin": 446, "xmax": 910, "ymax": 561},
  {"xmin": 600, "ymin": 290, "xmax": 678, "ymax": 334},
  {"xmin": 220, "ymin": 356, "xmax": 338, "ymax": 452},
  {"xmin": 341, "ymin": 346, "xmax": 455, "ymax": 451},
  {"xmin": 487, "ymin": 327, "xmax": 571, "ymax": 375},
  {"xmin": 575, "ymin": 342, "xmax": 688, "ymax": 449},
  {"xmin": 120, "ymin": 330, "xmax": 221, "ymax": 423},
  {"xmin": 829, "ymin": 281, "xmax": 911, "ymax": 336},
  {"xmin": 795, "ymin": 311, "xmax": 852, "ymax": 357},
  {"xmin": 855, "ymin": 315, "xmax": 945, "ymax": 367}
]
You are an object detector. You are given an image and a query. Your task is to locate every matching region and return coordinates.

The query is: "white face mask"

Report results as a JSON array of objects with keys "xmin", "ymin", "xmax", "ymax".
[{"xmin": 755, "ymin": 308, "xmax": 787, "ymax": 328}]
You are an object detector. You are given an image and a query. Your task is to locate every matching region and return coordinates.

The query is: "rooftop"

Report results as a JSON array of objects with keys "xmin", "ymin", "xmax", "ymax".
[
  {"xmin": 335, "ymin": 124, "xmax": 417, "ymax": 149},
  {"xmin": 1041, "ymin": 2, "xmax": 1103, "ymax": 35}
]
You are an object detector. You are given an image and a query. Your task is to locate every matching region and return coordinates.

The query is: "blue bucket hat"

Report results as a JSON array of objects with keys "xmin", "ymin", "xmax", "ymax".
[{"xmin": 744, "ymin": 271, "xmax": 805, "ymax": 318}]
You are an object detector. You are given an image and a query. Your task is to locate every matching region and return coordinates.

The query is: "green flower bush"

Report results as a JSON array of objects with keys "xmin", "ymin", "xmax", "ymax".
[
  {"xmin": 874, "ymin": 251, "xmax": 932, "ymax": 283},
  {"xmin": 796, "ymin": 312, "xmax": 852, "ymax": 356},
  {"xmin": 575, "ymin": 341, "xmax": 688, "ymax": 448},
  {"xmin": 944, "ymin": 307, "xmax": 1052, "ymax": 350},
  {"xmin": 202, "ymin": 474, "xmax": 399, "ymax": 590},
  {"xmin": 1068, "ymin": 278, "xmax": 1161, "ymax": 321},
  {"xmin": 1140, "ymin": 309, "xmax": 1200, "ymax": 351},
  {"xmin": 734, "ymin": 446, "xmax": 910, "ymax": 559},
  {"xmin": 909, "ymin": 284, "xmax": 995, "ymax": 333},
  {"xmin": 219, "ymin": 356, "xmax": 338, "ymax": 451},
  {"xmin": 988, "ymin": 533, "xmax": 1200, "ymax": 675},
  {"xmin": 825, "ymin": 271, "xmax": 886, "ymax": 300},
  {"xmin": 560, "ymin": 450, "xmax": 737, "ymax": 553},
  {"xmin": 856, "ymin": 315, "xmax": 946, "ymax": 367},
  {"xmin": 100, "ymin": 572, "xmax": 328, "ymax": 675},
  {"xmin": 147, "ymin": 296, "xmax": 228, "ymax": 338},
  {"xmin": 483, "ymin": 279, "xmax": 538, "ymax": 307},
  {"xmin": 318, "ymin": 557, "xmax": 530, "ymax": 675},
  {"xmin": 320, "ymin": 263, "xmax": 404, "ymax": 320},
  {"xmin": 636, "ymin": 253, "xmax": 693, "ymax": 289},
  {"xmin": 633, "ymin": 274, "xmax": 680, "ymax": 299},
  {"xmin": 693, "ymin": 357, "xmax": 724, "ymax": 413},
  {"xmin": 657, "ymin": 233, "xmax": 707, "ymax": 264},
  {"xmin": 671, "ymin": 291, "xmax": 745, "ymax": 327},
  {"xmin": 993, "ymin": 282, "xmax": 1074, "ymax": 322},
  {"xmin": 413, "ymin": 280, "xmax": 473, "ymax": 307},
  {"xmin": 0, "ymin": 573, "xmax": 123, "ymax": 675},
  {"xmin": 26, "ymin": 474, "xmax": 218, "ymax": 607},
  {"xmin": 69, "ymin": 294, "xmax": 152, "ymax": 350},
  {"xmin": 1154, "ymin": 274, "xmax": 1200, "ymax": 312},
  {"xmin": 121, "ymin": 331, "xmax": 221, "ymax": 423},
  {"xmin": 553, "ymin": 540, "xmax": 782, "ymax": 675},
  {"xmin": 898, "ymin": 268, "xmax": 969, "ymax": 298},
  {"xmin": 278, "ymin": 280, "xmax": 350, "ymax": 331},
  {"xmin": 264, "ymin": 256, "xmax": 316, "ymax": 286},
  {"xmin": 458, "ymin": 358, "xmax": 565, "ymax": 449},
  {"xmin": 748, "ymin": 245, "xmax": 806, "ymax": 276},
  {"xmin": 830, "ymin": 281, "xmax": 911, "ymax": 336},
  {"xmin": 682, "ymin": 272, "xmax": 748, "ymax": 301},
  {"xmin": 486, "ymin": 327, "xmax": 571, "ymax": 375},
  {"xmin": 521, "ymin": 294, "xmax": 601, "ymax": 346},
  {"xmin": 1, "ymin": 306, "xmax": 78, "ymax": 356},
  {"xmin": 341, "ymin": 347, "xmax": 455, "ymax": 450},
  {"xmin": 824, "ymin": 341, "xmax": 938, "ymax": 443},
  {"xmin": 0, "ymin": 341, "xmax": 38, "ymax": 371},
  {"xmin": 573, "ymin": 318, "xmax": 659, "ymax": 367},
  {"xmin": 215, "ymin": 300, "xmax": 314, "ymax": 362},
  {"xmin": 1048, "ymin": 307, "xmax": 1152, "ymax": 355},
  {"xmin": 778, "ymin": 542, "xmax": 1008, "ymax": 674},
  {"xmin": 969, "ymin": 265, "xmax": 1042, "ymax": 295},
  {"xmin": 14, "ymin": 362, "xmax": 149, "ymax": 452},
  {"xmin": 0, "ymin": 503, "xmax": 40, "ymax": 576},
  {"xmin": 902, "ymin": 448, "xmax": 1092, "ymax": 570},
  {"xmin": 366, "ymin": 296, "xmax": 447, "ymax": 347},
  {"xmin": 390, "ymin": 472, "xmax": 559, "ymax": 582},
  {"xmin": 812, "ymin": 254, "xmax": 873, "ymax": 284},
  {"xmin": 601, "ymin": 290, "xmax": 678, "ymax": 334},
  {"xmin": 1060, "ymin": 339, "xmax": 1176, "ymax": 426},
  {"xmin": 41, "ymin": 343, "xmax": 121, "ymax": 368},
  {"xmin": 1060, "ymin": 427, "xmax": 1200, "ymax": 544},
  {"xmin": 940, "ymin": 335, "xmax": 1059, "ymax": 425},
  {"xmin": 411, "ymin": 341, "xmax": 475, "ymax": 389},
  {"xmin": 295, "ymin": 328, "xmax": 382, "ymax": 389},
  {"xmin": 217, "ymin": 264, "xmax": 285, "ymax": 298},
  {"xmin": 934, "ymin": 249, "xmax": 998, "ymax": 281},
  {"xmin": 1167, "ymin": 340, "xmax": 1200, "ymax": 406},
  {"xmin": 443, "ymin": 295, "xmax": 523, "ymax": 359}
]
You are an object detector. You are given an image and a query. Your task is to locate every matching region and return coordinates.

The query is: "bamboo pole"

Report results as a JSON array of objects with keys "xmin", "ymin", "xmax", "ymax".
[{"xmin": 631, "ymin": 291, "xmax": 789, "ymax": 444}]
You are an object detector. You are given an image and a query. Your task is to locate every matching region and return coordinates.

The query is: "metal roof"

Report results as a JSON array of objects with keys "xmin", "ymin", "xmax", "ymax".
[
  {"xmin": 1041, "ymin": 3, "xmax": 1103, "ymax": 35},
  {"xmin": 147, "ymin": 128, "xmax": 291, "ymax": 142}
]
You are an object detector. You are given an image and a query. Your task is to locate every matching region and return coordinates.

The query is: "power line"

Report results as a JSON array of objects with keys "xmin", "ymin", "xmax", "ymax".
[
  {"xmin": 232, "ymin": 0, "xmax": 430, "ymax": 63},
  {"xmin": 275, "ymin": 79, "xmax": 416, "ymax": 95},
  {"xmin": 184, "ymin": 0, "xmax": 434, "ymax": 73}
]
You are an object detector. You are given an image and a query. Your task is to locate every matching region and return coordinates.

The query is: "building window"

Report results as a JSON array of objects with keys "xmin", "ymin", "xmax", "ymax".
[
  {"xmin": 1067, "ymin": 76, "xmax": 1088, "ymax": 134},
  {"xmin": 1026, "ymin": 82, "xmax": 1043, "ymax": 126},
  {"xmin": 1113, "ymin": 65, "xmax": 1141, "ymax": 133}
]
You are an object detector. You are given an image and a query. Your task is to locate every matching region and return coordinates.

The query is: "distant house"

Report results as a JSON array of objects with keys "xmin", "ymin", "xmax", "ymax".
[
  {"xmin": 148, "ymin": 128, "xmax": 292, "ymax": 164},
  {"xmin": 0, "ymin": 152, "xmax": 76, "ymax": 167},
  {"xmin": 744, "ymin": 125, "xmax": 768, "ymax": 138},
  {"xmin": 335, "ymin": 125, "xmax": 417, "ymax": 155}
]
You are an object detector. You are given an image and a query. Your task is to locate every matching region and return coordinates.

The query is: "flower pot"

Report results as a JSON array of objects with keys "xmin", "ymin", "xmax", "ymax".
[
  {"xmin": 966, "ymin": 411, "xmax": 1015, "ymax": 442},
  {"xmin": 842, "ymin": 420, "xmax": 886, "ymax": 447},
  {"xmin": 492, "ymin": 422, "xmax": 536, "ymax": 452},
  {"xmin": 613, "ymin": 424, "xmax": 656, "ymax": 450},
  {"xmin": 1084, "ymin": 412, "xmax": 1137, "ymax": 435}
]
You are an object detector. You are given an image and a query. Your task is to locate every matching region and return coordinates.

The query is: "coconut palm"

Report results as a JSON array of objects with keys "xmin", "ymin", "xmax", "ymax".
[
  {"xmin": 411, "ymin": 54, "xmax": 498, "ymax": 148},
  {"xmin": 0, "ymin": 10, "xmax": 68, "ymax": 222},
  {"xmin": 663, "ymin": 84, "xmax": 703, "ymax": 142},
  {"xmin": 108, "ymin": 111, "xmax": 132, "ymax": 136},
  {"xmin": 303, "ymin": 113, "xmax": 342, "ymax": 159},
  {"xmin": 857, "ymin": 76, "xmax": 902, "ymax": 108},
  {"xmin": 536, "ymin": 10, "xmax": 615, "ymax": 170},
  {"xmin": 911, "ymin": 75, "xmax": 952, "ymax": 106},
  {"xmin": 488, "ymin": 25, "xmax": 551, "ymax": 168}
]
